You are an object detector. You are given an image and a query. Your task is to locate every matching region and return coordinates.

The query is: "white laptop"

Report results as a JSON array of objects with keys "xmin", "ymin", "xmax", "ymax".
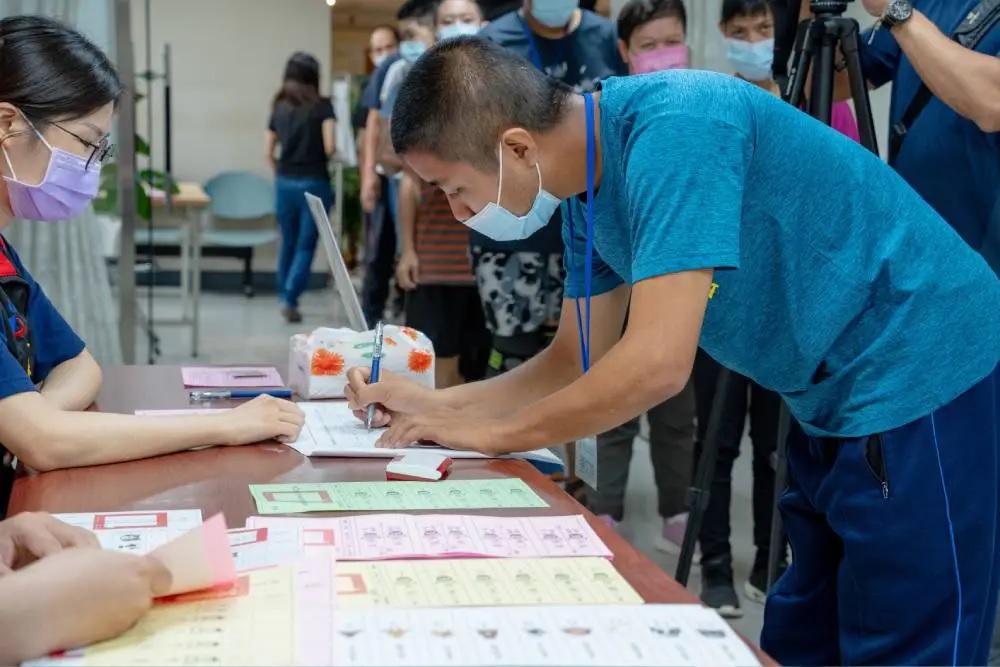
[{"xmin": 305, "ymin": 192, "xmax": 367, "ymax": 331}]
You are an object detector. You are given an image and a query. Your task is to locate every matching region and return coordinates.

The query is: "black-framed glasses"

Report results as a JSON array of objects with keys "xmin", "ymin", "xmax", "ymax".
[{"xmin": 50, "ymin": 122, "xmax": 115, "ymax": 170}]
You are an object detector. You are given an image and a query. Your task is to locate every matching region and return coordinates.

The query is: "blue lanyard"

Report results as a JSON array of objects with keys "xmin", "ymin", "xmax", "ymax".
[
  {"xmin": 519, "ymin": 15, "xmax": 567, "ymax": 73},
  {"xmin": 566, "ymin": 92, "xmax": 597, "ymax": 373}
]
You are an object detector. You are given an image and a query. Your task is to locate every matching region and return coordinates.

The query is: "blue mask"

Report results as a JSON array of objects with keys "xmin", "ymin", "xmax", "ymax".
[
  {"xmin": 464, "ymin": 146, "xmax": 561, "ymax": 242},
  {"xmin": 725, "ymin": 37, "xmax": 775, "ymax": 82},
  {"xmin": 530, "ymin": 0, "xmax": 578, "ymax": 29},
  {"xmin": 437, "ymin": 22, "xmax": 481, "ymax": 40},
  {"xmin": 400, "ymin": 40, "xmax": 429, "ymax": 63}
]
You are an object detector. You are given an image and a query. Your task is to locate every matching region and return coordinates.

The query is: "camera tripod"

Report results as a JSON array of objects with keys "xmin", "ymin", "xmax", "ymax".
[
  {"xmin": 676, "ymin": 0, "xmax": 880, "ymax": 591},
  {"xmin": 785, "ymin": 0, "xmax": 879, "ymax": 154}
]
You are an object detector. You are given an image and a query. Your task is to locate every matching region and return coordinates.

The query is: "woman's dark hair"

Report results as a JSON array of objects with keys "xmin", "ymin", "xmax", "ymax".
[
  {"xmin": 721, "ymin": 0, "xmax": 773, "ymax": 24},
  {"xmin": 0, "ymin": 15, "xmax": 122, "ymax": 125},
  {"xmin": 617, "ymin": 0, "xmax": 688, "ymax": 44},
  {"xmin": 273, "ymin": 51, "xmax": 321, "ymax": 109}
]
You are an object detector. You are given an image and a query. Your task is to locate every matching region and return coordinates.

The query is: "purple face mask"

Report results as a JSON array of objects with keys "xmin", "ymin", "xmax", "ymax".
[{"xmin": 2, "ymin": 121, "xmax": 101, "ymax": 221}]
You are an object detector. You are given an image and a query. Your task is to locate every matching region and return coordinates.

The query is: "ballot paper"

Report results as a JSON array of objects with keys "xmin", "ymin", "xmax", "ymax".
[
  {"xmin": 24, "ymin": 561, "xmax": 337, "ymax": 667},
  {"xmin": 336, "ymin": 557, "xmax": 642, "ymax": 608},
  {"xmin": 53, "ymin": 509, "xmax": 202, "ymax": 554},
  {"xmin": 245, "ymin": 513, "xmax": 612, "ymax": 561},
  {"xmin": 287, "ymin": 401, "xmax": 563, "ymax": 470},
  {"xmin": 150, "ymin": 513, "xmax": 237, "ymax": 596},
  {"xmin": 249, "ymin": 478, "xmax": 548, "ymax": 514},
  {"xmin": 181, "ymin": 366, "xmax": 284, "ymax": 388},
  {"xmin": 228, "ymin": 525, "xmax": 331, "ymax": 573},
  {"xmin": 332, "ymin": 604, "xmax": 761, "ymax": 667}
]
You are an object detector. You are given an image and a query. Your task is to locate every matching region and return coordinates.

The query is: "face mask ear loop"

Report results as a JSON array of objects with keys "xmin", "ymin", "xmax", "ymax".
[
  {"xmin": 534, "ymin": 161, "xmax": 543, "ymax": 200},
  {"xmin": 1, "ymin": 143, "xmax": 18, "ymax": 182},
  {"xmin": 496, "ymin": 144, "xmax": 505, "ymax": 205}
]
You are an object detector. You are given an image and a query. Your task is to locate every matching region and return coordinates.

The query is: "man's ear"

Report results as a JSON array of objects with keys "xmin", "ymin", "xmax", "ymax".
[{"xmin": 500, "ymin": 127, "xmax": 539, "ymax": 165}]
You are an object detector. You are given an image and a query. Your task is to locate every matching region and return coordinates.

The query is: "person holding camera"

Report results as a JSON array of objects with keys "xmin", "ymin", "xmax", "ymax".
[{"xmin": 800, "ymin": 0, "xmax": 1000, "ymax": 274}]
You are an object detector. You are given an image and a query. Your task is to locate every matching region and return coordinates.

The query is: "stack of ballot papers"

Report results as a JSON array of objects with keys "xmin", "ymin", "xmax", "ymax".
[{"xmin": 26, "ymin": 512, "xmax": 760, "ymax": 667}]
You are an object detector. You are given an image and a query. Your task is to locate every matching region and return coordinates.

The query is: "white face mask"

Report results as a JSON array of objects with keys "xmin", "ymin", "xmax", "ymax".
[
  {"xmin": 725, "ymin": 37, "xmax": 775, "ymax": 82},
  {"xmin": 437, "ymin": 22, "xmax": 481, "ymax": 40},
  {"xmin": 464, "ymin": 145, "xmax": 561, "ymax": 242}
]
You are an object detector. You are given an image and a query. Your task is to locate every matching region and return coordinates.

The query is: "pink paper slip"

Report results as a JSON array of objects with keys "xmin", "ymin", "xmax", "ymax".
[
  {"xmin": 150, "ymin": 513, "xmax": 238, "ymax": 596},
  {"xmin": 181, "ymin": 366, "xmax": 284, "ymax": 388},
  {"xmin": 247, "ymin": 514, "xmax": 612, "ymax": 561}
]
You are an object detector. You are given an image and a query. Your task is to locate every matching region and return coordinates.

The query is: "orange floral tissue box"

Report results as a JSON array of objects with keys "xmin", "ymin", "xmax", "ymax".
[{"xmin": 288, "ymin": 325, "xmax": 436, "ymax": 399}]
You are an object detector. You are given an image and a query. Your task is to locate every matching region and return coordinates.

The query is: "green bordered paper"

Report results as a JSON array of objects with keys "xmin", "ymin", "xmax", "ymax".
[{"xmin": 249, "ymin": 478, "xmax": 549, "ymax": 514}]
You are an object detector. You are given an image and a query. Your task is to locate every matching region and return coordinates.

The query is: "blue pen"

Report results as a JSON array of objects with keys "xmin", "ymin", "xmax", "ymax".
[
  {"xmin": 189, "ymin": 389, "xmax": 293, "ymax": 401},
  {"xmin": 365, "ymin": 321, "xmax": 385, "ymax": 430}
]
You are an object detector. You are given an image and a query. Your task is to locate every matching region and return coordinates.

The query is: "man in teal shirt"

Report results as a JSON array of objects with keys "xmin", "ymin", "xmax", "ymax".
[{"xmin": 347, "ymin": 37, "xmax": 1000, "ymax": 665}]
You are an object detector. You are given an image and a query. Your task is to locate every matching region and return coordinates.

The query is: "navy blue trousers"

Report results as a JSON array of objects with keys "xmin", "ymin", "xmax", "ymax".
[{"xmin": 762, "ymin": 366, "xmax": 1000, "ymax": 665}]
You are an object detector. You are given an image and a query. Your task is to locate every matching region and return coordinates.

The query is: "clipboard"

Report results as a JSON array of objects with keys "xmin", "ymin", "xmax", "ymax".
[{"xmin": 305, "ymin": 192, "xmax": 367, "ymax": 331}]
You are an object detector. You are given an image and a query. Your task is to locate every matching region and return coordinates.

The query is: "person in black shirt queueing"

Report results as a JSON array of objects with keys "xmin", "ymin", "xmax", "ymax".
[{"xmin": 266, "ymin": 52, "xmax": 336, "ymax": 324}]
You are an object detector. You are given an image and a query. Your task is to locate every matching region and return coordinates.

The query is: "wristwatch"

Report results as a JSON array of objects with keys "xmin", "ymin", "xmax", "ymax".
[{"xmin": 880, "ymin": 0, "xmax": 914, "ymax": 29}]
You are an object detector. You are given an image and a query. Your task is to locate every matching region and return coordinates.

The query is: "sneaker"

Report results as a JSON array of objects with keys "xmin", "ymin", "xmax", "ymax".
[
  {"xmin": 281, "ymin": 305, "xmax": 303, "ymax": 324},
  {"xmin": 701, "ymin": 560, "xmax": 743, "ymax": 619},
  {"xmin": 654, "ymin": 513, "xmax": 695, "ymax": 556},
  {"xmin": 596, "ymin": 514, "xmax": 619, "ymax": 531},
  {"xmin": 744, "ymin": 555, "xmax": 789, "ymax": 604}
]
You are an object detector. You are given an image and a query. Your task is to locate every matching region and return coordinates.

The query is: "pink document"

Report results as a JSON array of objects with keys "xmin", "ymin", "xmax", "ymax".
[
  {"xmin": 181, "ymin": 366, "xmax": 284, "ymax": 388},
  {"xmin": 247, "ymin": 514, "xmax": 612, "ymax": 561},
  {"xmin": 150, "ymin": 513, "xmax": 238, "ymax": 596}
]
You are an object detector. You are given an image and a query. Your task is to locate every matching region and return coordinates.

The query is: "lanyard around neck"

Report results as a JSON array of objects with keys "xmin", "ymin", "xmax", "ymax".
[
  {"xmin": 565, "ymin": 92, "xmax": 597, "ymax": 374},
  {"xmin": 519, "ymin": 15, "xmax": 568, "ymax": 73}
]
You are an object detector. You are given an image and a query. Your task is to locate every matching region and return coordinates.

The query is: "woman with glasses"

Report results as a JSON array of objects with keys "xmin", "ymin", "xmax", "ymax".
[{"xmin": 0, "ymin": 16, "xmax": 304, "ymax": 492}]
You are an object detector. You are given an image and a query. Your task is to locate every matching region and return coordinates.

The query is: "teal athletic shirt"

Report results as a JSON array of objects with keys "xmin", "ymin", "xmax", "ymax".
[{"xmin": 562, "ymin": 71, "xmax": 1000, "ymax": 438}]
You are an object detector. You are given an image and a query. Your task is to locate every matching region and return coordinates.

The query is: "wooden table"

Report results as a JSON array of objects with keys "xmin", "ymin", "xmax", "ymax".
[{"xmin": 9, "ymin": 365, "xmax": 772, "ymax": 663}]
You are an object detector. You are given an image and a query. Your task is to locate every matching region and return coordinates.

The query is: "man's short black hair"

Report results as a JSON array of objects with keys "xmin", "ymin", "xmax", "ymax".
[
  {"xmin": 391, "ymin": 36, "xmax": 573, "ymax": 170},
  {"xmin": 617, "ymin": 0, "xmax": 688, "ymax": 43},
  {"xmin": 398, "ymin": 0, "xmax": 440, "ymax": 25},
  {"xmin": 720, "ymin": 0, "xmax": 772, "ymax": 24}
]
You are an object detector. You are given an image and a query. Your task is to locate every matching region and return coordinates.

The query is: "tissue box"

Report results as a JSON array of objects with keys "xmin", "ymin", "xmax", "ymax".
[{"xmin": 288, "ymin": 326, "xmax": 436, "ymax": 399}]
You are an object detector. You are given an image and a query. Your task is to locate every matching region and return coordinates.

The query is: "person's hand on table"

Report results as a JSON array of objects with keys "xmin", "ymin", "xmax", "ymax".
[
  {"xmin": 345, "ymin": 367, "xmax": 438, "ymax": 428},
  {"xmin": 0, "ymin": 512, "xmax": 98, "ymax": 573},
  {"xmin": 374, "ymin": 409, "xmax": 507, "ymax": 455},
  {"xmin": 7, "ymin": 549, "xmax": 171, "ymax": 661},
  {"xmin": 395, "ymin": 249, "xmax": 420, "ymax": 291},
  {"xmin": 222, "ymin": 395, "xmax": 305, "ymax": 445}
]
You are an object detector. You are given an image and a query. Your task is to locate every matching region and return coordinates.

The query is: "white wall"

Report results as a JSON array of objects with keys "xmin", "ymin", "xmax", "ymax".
[{"xmin": 132, "ymin": 0, "xmax": 332, "ymax": 184}]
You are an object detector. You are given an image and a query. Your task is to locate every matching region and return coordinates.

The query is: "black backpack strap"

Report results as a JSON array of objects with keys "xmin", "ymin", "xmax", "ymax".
[{"xmin": 888, "ymin": 0, "xmax": 1000, "ymax": 164}]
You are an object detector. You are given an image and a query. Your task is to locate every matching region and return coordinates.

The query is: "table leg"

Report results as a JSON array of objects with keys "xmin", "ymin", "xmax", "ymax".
[
  {"xmin": 179, "ymin": 218, "xmax": 191, "ymax": 320},
  {"xmin": 190, "ymin": 209, "xmax": 203, "ymax": 357}
]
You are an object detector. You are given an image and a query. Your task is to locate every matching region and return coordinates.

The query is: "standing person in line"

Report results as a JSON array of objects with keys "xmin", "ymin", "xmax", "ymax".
[
  {"xmin": 475, "ymin": 0, "xmax": 625, "ymax": 502},
  {"xmin": 590, "ymin": 0, "xmax": 698, "ymax": 555},
  {"xmin": 724, "ymin": 0, "xmax": 859, "ymax": 136},
  {"xmin": 359, "ymin": 2, "xmax": 432, "ymax": 326},
  {"xmin": 350, "ymin": 37, "xmax": 1000, "ymax": 665},
  {"xmin": 266, "ymin": 52, "xmax": 335, "ymax": 324},
  {"xmin": 395, "ymin": 0, "xmax": 492, "ymax": 390}
]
